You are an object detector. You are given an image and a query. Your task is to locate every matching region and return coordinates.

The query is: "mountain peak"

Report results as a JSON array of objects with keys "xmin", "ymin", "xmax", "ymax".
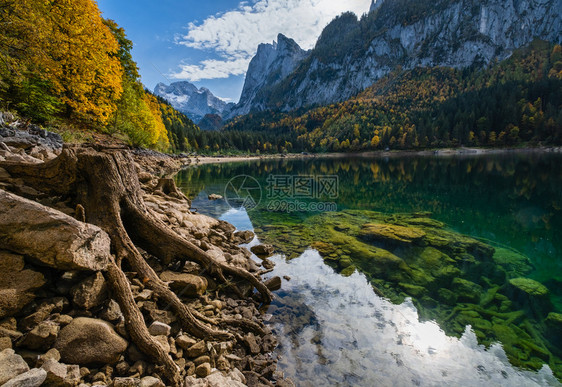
[
  {"xmin": 154, "ymin": 81, "xmax": 232, "ymax": 123},
  {"xmin": 227, "ymin": 33, "xmax": 309, "ymax": 118}
]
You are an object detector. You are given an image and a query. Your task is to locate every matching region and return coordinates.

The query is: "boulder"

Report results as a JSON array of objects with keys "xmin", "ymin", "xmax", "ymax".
[
  {"xmin": 0, "ymin": 348, "xmax": 29, "ymax": 385},
  {"xmin": 70, "ymin": 272, "xmax": 108, "ymax": 310},
  {"xmin": 208, "ymin": 194, "xmax": 223, "ymax": 201},
  {"xmin": 0, "ymin": 190, "xmax": 110, "ymax": 271},
  {"xmin": 55, "ymin": 317, "xmax": 128, "ymax": 365},
  {"xmin": 0, "ymin": 251, "xmax": 45, "ymax": 318},
  {"xmin": 159, "ymin": 271, "xmax": 207, "ymax": 296},
  {"xmin": 359, "ymin": 223, "xmax": 426, "ymax": 244},
  {"xmin": 1, "ymin": 368, "xmax": 47, "ymax": 387},
  {"xmin": 250, "ymin": 244, "xmax": 275, "ymax": 257}
]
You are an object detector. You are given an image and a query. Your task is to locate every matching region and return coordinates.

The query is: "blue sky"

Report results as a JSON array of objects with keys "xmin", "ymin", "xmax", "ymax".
[{"xmin": 96, "ymin": 0, "xmax": 372, "ymax": 102}]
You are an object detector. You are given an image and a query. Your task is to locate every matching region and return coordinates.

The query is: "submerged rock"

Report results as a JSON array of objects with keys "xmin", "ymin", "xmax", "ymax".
[
  {"xmin": 359, "ymin": 223, "xmax": 426, "ymax": 244},
  {"xmin": 508, "ymin": 278, "xmax": 549, "ymax": 298}
]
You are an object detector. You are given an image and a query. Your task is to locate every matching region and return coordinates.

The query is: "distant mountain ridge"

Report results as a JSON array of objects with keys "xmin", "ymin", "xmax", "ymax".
[
  {"xmin": 229, "ymin": 0, "xmax": 562, "ymax": 116},
  {"xmin": 154, "ymin": 81, "xmax": 234, "ymax": 125}
]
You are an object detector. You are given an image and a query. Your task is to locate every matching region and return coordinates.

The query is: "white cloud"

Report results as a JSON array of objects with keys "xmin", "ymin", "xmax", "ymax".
[
  {"xmin": 171, "ymin": 0, "xmax": 372, "ymax": 81},
  {"xmin": 169, "ymin": 56, "xmax": 251, "ymax": 82}
]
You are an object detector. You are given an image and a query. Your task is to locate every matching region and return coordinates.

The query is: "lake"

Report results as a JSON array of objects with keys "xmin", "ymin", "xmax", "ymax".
[{"xmin": 176, "ymin": 151, "xmax": 562, "ymax": 386}]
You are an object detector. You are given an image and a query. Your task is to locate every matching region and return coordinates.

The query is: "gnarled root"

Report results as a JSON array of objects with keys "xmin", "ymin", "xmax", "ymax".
[{"xmin": 0, "ymin": 145, "xmax": 273, "ymax": 385}]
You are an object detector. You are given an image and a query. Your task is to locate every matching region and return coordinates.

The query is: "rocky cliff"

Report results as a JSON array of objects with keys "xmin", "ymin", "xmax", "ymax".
[
  {"xmin": 232, "ymin": 0, "xmax": 562, "ymax": 115},
  {"xmin": 154, "ymin": 81, "xmax": 234, "ymax": 124},
  {"xmin": 226, "ymin": 34, "xmax": 309, "ymax": 119}
]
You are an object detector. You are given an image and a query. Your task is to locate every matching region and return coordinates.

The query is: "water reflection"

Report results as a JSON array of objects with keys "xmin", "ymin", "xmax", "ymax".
[{"xmin": 267, "ymin": 251, "xmax": 560, "ymax": 386}]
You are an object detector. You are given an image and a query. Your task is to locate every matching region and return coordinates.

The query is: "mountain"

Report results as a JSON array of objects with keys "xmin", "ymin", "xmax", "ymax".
[
  {"xmin": 231, "ymin": 0, "xmax": 562, "ymax": 116},
  {"xmin": 154, "ymin": 81, "xmax": 234, "ymax": 124},
  {"xmin": 226, "ymin": 33, "xmax": 309, "ymax": 119}
]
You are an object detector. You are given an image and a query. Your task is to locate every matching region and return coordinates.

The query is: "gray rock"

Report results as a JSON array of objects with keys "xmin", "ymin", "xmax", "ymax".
[
  {"xmin": 70, "ymin": 272, "xmax": 108, "ymax": 310},
  {"xmin": 0, "ymin": 190, "xmax": 110, "ymax": 271},
  {"xmin": 55, "ymin": 317, "xmax": 128, "ymax": 365},
  {"xmin": 0, "ymin": 349, "xmax": 29, "ymax": 385},
  {"xmin": 148, "ymin": 321, "xmax": 171, "ymax": 337},
  {"xmin": 159, "ymin": 271, "xmax": 207, "ymax": 296},
  {"xmin": 1, "ymin": 368, "xmax": 47, "ymax": 387}
]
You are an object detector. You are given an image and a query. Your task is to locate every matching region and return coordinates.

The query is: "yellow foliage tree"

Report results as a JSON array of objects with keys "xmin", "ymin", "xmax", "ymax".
[{"xmin": 0, "ymin": 0, "xmax": 123, "ymax": 125}]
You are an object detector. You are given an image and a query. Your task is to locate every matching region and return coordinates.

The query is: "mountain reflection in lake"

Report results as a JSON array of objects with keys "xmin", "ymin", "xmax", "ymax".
[{"xmin": 265, "ymin": 250, "xmax": 559, "ymax": 387}]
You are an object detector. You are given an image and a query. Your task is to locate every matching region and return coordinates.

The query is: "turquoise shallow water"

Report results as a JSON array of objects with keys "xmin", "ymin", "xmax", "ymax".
[{"xmin": 176, "ymin": 152, "xmax": 562, "ymax": 385}]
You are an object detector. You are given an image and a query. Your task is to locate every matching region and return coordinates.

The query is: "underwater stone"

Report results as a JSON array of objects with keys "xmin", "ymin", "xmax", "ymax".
[
  {"xmin": 507, "ymin": 278, "xmax": 552, "ymax": 318},
  {"xmin": 437, "ymin": 288, "xmax": 457, "ymax": 306},
  {"xmin": 508, "ymin": 278, "xmax": 549, "ymax": 297},
  {"xmin": 359, "ymin": 223, "xmax": 426, "ymax": 244},
  {"xmin": 546, "ymin": 312, "xmax": 562, "ymax": 342},
  {"xmin": 451, "ymin": 278, "xmax": 482, "ymax": 304}
]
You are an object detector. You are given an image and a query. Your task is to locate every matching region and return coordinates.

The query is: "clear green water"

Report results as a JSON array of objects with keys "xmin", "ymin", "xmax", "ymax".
[{"xmin": 176, "ymin": 152, "xmax": 562, "ymax": 385}]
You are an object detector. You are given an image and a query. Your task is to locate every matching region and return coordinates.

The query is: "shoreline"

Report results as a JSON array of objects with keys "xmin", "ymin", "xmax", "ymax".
[{"xmin": 189, "ymin": 146, "xmax": 562, "ymax": 166}]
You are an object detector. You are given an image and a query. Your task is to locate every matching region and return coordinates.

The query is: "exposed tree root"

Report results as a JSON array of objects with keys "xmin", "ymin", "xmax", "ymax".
[{"xmin": 0, "ymin": 145, "xmax": 273, "ymax": 385}]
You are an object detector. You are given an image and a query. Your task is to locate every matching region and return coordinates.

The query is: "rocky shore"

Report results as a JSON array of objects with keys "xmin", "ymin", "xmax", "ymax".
[{"xmin": 0, "ymin": 114, "xmax": 290, "ymax": 387}]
